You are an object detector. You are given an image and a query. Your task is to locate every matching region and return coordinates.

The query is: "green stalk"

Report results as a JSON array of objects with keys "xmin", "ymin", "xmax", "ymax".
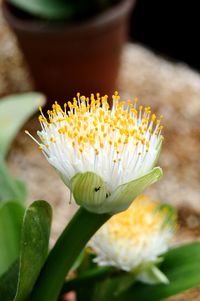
[{"xmin": 30, "ymin": 207, "xmax": 110, "ymax": 301}]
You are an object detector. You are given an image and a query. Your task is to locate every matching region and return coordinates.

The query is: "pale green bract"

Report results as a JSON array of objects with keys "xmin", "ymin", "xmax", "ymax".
[{"xmin": 71, "ymin": 167, "xmax": 163, "ymax": 214}]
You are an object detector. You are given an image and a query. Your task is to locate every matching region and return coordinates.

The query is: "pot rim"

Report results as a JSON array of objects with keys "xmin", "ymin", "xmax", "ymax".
[{"xmin": 2, "ymin": 0, "xmax": 136, "ymax": 34}]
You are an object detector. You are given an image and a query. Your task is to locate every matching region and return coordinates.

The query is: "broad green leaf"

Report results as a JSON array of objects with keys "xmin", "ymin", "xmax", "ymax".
[
  {"xmin": 14, "ymin": 200, "xmax": 52, "ymax": 301},
  {"xmin": 7, "ymin": 0, "xmax": 73, "ymax": 20},
  {"xmin": 117, "ymin": 243, "xmax": 200, "ymax": 301},
  {"xmin": 0, "ymin": 92, "xmax": 45, "ymax": 157},
  {"xmin": 0, "ymin": 261, "xmax": 19, "ymax": 301},
  {"xmin": 0, "ymin": 201, "xmax": 24, "ymax": 277},
  {"xmin": 0, "ymin": 155, "xmax": 26, "ymax": 203},
  {"xmin": 99, "ymin": 167, "xmax": 163, "ymax": 214},
  {"xmin": 71, "ymin": 172, "xmax": 109, "ymax": 213}
]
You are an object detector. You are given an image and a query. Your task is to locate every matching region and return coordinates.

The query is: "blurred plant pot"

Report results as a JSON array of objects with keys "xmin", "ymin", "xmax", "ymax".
[{"xmin": 2, "ymin": 0, "xmax": 135, "ymax": 104}]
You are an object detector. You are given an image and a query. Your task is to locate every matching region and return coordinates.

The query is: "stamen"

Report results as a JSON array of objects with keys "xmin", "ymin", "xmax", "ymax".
[{"xmin": 26, "ymin": 92, "xmax": 163, "ymax": 192}]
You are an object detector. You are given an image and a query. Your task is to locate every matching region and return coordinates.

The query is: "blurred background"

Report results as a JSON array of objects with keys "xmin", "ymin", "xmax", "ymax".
[
  {"xmin": 130, "ymin": 0, "xmax": 199, "ymax": 70},
  {"xmin": 0, "ymin": 1, "xmax": 200, "ymax": 299}
]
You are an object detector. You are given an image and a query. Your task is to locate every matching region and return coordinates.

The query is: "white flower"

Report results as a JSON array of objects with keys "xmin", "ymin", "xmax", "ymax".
[
  {"xmin": 26, "ymin": 92, "xmax": 163, "ymax": 214},
  {"xmin": 89, "ymin": 195, "xmax": 176, "ymax": 282}
]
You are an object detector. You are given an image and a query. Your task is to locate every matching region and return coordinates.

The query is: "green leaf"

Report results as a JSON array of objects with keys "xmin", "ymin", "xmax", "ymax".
[
  {"xmin": 0, "ymin": 261, "xmax": 19, "ymax": 301},
  {"xmin": 0, "ymin": 201, "xmax": 52, "ymax": 301},
  {"xmin": 0, "ymin": 201, "xmax": 24, "ymax": 277},
  {"xmin": 0, "ymin": 92, "xmax": 45, "ymax": 158},
  {"xmin": 0, "ymin": 155, "xmax": 26, "ymax": 203},
  {"xmin": 7, "ymin": 0, "xmax": 74, "ymax": 20},
  {"xmin": 14, "ymin": 200, "xmax": 52, "ymax": 301},
  {"xmin": 118, "ymin": 243, "xmax": 200, "ymax": 301},
  {"xmin": 100, "ymin": 167, "xmax": 163, "ymax": 214},
  {"xmin": 71, "ymin": 172, "xmax": 109, "ymax": 213}
]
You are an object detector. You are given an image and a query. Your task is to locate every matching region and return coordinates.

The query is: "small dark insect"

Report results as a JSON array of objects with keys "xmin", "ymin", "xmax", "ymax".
[{"xmin": 94, "ymin": 186, "xmax": 101, "ymax": 192}]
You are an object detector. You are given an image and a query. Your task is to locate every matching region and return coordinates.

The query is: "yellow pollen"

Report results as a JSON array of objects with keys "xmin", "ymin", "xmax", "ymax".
[
  {"xmin": 151, "ymin": 114, "xmax": 156, "ymax": 122},
  {"xmin": 106, "ymin": 195, "xmax": 176, "ymax": 242},
  {"xmin": 37, "ymin": 92, "xmax": 163, "ymax": 155}
]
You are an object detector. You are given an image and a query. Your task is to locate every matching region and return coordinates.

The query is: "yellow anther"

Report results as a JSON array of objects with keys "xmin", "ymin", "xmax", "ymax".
[
  {"xmin": 38, "ymin": 115, "xmax": 43, "ymax": 122},
  {"xmin": 35, "ymin": 95, "xmax": 163, "ymax": 160},
  {"xmin": 124, "ymin": 138, "xmax": 129, "ymax": 144},
  {"xmin": 151, "ymin": 114, "xmax": 156, "ymax": 122},
  {"xmin": 95, "ymin": 148, "xmax": 99, "ymax": 155},
  {"xmin": 68, "ymin": 101, "xmax": 72, "ymax": 108},
  {"xmin": 80, "ymin": 95, "xmax": 85, "ymax": 101}
]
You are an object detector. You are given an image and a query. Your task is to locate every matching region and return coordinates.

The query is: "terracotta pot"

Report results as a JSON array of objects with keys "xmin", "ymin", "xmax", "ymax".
[{"xmin": 2, "ymin": 0, "xmax": 135, "ymax": 104}]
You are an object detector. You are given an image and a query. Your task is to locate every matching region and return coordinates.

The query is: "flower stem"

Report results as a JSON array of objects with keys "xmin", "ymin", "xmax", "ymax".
[{"xmin": 30, "ymin": 207, "xmax": 110, "ymax": 301}]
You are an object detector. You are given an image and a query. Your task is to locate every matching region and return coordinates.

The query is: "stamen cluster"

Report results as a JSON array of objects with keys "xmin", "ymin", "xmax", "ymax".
[{"xmin": 26, "ymin": 92, "xmax": 163, "ymax": 192}]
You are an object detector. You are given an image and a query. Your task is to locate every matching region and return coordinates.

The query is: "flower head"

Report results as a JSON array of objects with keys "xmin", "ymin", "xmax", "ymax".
[
  {"xmin": 26, "ymin": 92, "xmax": 163, "ymax": 214},
  {"xmin": 89, "ymin": 195, "xmax": 176, "ymax": 281}
]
